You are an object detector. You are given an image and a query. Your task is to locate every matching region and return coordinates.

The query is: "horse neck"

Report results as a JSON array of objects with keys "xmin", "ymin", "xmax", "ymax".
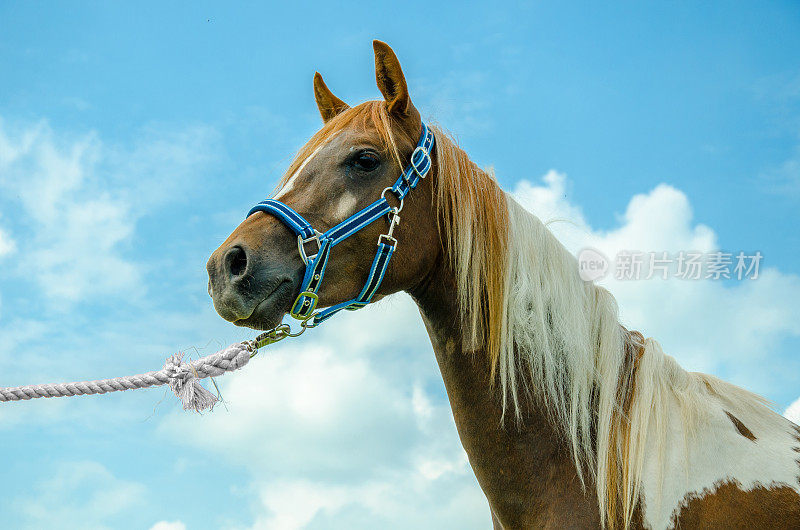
[{"xmin": 408, "ymin": 254, "xmax": 604, "ymax": 528}]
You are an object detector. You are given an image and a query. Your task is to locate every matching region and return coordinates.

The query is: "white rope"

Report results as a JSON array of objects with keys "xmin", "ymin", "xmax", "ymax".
[{"xmin": 0, "ymin": 341, "xmax": 256, "ymax": 412}]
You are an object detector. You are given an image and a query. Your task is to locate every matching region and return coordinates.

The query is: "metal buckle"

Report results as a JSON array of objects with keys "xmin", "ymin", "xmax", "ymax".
[
  {"xmin": 290, "ymin": 290, "xmax": 319, "ymax": 320},
  {"xmin": 297, "ymin": 233, "xmax": 322, "ymax": 265}
]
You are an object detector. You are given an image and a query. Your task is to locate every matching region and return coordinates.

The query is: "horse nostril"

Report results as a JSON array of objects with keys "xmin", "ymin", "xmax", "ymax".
[{"xmin": 225, "ymin": 245, "xmax": 249, "ymax": 279}]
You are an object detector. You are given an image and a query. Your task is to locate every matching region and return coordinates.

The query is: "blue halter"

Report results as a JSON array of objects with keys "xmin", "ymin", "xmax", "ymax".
[{"xmin": 247, "ymin": 122, "xmax": 435, "ymax": 328}]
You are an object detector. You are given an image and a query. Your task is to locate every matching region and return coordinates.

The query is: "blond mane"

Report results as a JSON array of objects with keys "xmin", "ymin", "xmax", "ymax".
[{"xmin": 429, "ymin": 125, "xmax": 789, "ymax": 528}]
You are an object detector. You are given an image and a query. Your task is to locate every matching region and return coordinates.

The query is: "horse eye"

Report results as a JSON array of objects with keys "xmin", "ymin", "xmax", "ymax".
[{"xmin": 353, "ymin": 152, "xmax": 380, "ymax": 171}]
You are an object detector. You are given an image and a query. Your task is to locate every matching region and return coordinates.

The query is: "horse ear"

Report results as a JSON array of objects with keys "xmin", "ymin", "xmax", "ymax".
[
  {"xmin": 373, "ymin": 40, "xmax": 412, "ymax": 116},
  {"xmin": 313, "ymin": 72, "xmax": 349, "ymax": 123}
]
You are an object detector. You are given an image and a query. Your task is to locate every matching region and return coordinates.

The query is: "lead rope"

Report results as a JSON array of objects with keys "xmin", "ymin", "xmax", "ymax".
[{"xmin": 0, "ymin": 327, "xmax": 298, "ymax": 412}]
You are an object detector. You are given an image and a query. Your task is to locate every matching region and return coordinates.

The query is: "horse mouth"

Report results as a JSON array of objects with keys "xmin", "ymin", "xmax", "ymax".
[{"xmin": 234, "ymin": 279, "xmax": 295, "ymax": 330}]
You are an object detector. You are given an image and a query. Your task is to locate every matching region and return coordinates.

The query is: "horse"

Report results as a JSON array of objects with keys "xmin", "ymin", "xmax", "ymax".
[{"xmin": 206, "ymin": 41, "xmax": 800, "ymax": 529}]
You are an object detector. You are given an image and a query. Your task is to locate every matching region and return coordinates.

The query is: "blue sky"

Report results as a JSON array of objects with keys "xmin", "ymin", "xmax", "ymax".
[{"xmin": 1, "ymin": 2, "xmax": 799, "ymax": 529}]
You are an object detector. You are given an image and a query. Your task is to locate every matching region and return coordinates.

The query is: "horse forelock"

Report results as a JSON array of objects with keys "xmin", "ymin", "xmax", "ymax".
[{"xmin": 274, "ymin": 101, "xmax": 409, "ymax": 197}]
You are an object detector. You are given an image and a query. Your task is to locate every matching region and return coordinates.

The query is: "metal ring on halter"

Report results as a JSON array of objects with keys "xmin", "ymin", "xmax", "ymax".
[
  {"xmin": 381, "ymin": 187, "xmax": 404, "ymax": 213},
  {"xmin": 252, "ymin": 314, "xmax": 315, "ymax": 352},
  {"xmin": 300, "ymin": 316, "xmax": 319, "ymax": 329},
  {"xmin": 297, "ymin": 232, "xmax": 322, "ymax": 265},
  {"xmin": 287, "ymin": 317, "xmax": 314, "ymax": 336}
]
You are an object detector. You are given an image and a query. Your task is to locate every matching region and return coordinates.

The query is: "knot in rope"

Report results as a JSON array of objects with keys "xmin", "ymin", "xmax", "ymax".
[
  {"xmin": 163, "ymin": 343, "xmax": 254, "ymax": 412},
  {"xmin": 0, "ymin": 340, "xmax": 258, "ymax": 412}
]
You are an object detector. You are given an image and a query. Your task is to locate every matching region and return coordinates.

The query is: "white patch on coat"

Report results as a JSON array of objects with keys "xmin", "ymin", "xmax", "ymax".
[
  {"xmin": 334, "ymin": 192, "xmax": 357, "ymax": 221},
  {"xmin": 638, "ymin": 377, "xmax": 800, "ymax": 528},
  {"xmin": 273, "ymin": 139, "xmax": 333, "ymax": 200}
]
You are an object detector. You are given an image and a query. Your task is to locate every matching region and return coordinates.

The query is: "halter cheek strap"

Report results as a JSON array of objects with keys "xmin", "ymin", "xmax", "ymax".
[{"xmin": 247, "ymin": 122, "xmax": 435, "ymax": 328}]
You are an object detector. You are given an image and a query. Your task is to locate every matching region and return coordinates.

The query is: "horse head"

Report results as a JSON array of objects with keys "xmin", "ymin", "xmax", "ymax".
[{"xmin": 207, "ymin": 41, "xmax": 441, "ymax": 331}]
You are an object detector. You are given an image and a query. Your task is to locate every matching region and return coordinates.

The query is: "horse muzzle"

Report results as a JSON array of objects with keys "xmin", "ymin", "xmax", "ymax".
[{"xmin": 206, "ymin": 241, "xmax": 298, "ymax": 330}]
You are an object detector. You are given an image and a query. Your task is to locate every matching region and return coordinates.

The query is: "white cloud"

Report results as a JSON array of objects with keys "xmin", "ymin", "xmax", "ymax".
[
  {"xmin": 248, "ymin": 481, "xmax": 353, "ymax": 530},
  {"xmin": 15, "ymin": 461, "xmax": 146, "ymax": 530},
  {"xmin": 166, "ymin": 342, "xmax": 417, "ymax": 476},
  {"xmin": 243, "ymin": 473, "xmax": 488, "ymax": 530},
  {"xmin": 513, "ymin": 170, "xmax": 588, "ymax": 232},
  {"xmin": 512, "ymin": 172, "xmax": 800, "ymax": 390},
  {"xmin": 0, "ymin": 224, "xmax": 14, "ymax": 258},
  {"xmin": 160, "ymin": 296, "xmax": 489, "ymax": 529},
  {"xmin": 785, "ymin": 397, "xmax": 800, "ymax": 425},
  {"xmin": 515, "ymin": 171, "xmax": 717, "ymax": 254},
  {"xmin": 161, "ymin": 296, "xmax": 452, "ymax": 477},
  {"xmin": 0, "ymin": 117, "xmax": 218, "ymax": 306},
  {"xmin": 150, "ymin": 521, "xmax": 187, "ymax": 530},
  {"xmin": 0, "ymin": 223, "xmax": 13, "ymax": 317}
]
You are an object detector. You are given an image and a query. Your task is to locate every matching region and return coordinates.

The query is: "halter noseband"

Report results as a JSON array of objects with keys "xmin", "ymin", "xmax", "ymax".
[{"xmin": 246, "ymin": 122, "xmax": 435, "ymax": 330}]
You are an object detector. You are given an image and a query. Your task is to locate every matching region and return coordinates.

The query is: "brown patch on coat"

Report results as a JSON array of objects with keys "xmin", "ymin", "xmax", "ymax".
[
  {"xmin": 725, "ymin": 411, "xmax": 757, "ymax": 442},
  {"xmin": 671, "ymin": 480, "xmax": 800, "ymax": 528}
]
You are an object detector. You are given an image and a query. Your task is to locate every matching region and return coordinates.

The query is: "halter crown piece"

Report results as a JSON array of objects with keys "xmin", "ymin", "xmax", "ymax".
[{"xmin": 247, "ymin": 123, "xmax": 435, "ymax": 347}]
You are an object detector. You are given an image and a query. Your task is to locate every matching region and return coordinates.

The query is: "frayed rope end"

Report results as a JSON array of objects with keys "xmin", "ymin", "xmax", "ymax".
[{"xmin": 164, "ymin": 354, "xmax": 218, "ymax": 412}]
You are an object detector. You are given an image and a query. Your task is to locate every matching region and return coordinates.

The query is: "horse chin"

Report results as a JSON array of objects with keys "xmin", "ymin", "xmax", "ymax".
[{"xmin": 234, "ymin": 279, "xmax": 294, "ymax": 330}]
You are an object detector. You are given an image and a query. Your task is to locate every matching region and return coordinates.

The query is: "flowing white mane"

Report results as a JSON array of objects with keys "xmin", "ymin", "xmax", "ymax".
[{"xmin": 431, "ymin": 124, "xmax": 799, "ymax": 528}]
